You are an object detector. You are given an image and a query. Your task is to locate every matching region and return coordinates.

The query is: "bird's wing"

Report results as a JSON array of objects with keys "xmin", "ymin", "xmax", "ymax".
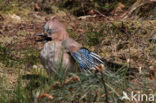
[{"xmin": 70, "ymin": 47, "xmax": 104, "ymax": 71}]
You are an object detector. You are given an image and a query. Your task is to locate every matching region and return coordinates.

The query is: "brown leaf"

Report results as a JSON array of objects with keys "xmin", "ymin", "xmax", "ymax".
[
  {"xmin": 96, "ymin": 64, "xmax": 105, "ymax": 72},
  {"xmin": 88, "ymin": 10, "xmax": 94, "ymax": 15},
  {"xmin": 52, "ymin": 81, "xmax": 61, "ymax": 89},
  {"xmin": 37, "ymin": 93, "xmax": 53, "ymax": 101},
  {"xmin": 34, "ymin": 3, "xmax": 41, "ymax": 11},
  {"xmin": 64, "ymin": 75, "xmax": 80, "ymax": 84}
]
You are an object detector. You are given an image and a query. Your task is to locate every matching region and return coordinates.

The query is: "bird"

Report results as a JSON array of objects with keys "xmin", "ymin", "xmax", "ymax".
[
  {"xmin": 35, "ymin": 17, "xmax": 77, "ymax": 75},
  {"xmin": 35, "ymin": 16, "xmax": 137, "ymax": 75},
  {"xmin": 39, "ymin": 40, "xmax": 77, "ymax": 75}
]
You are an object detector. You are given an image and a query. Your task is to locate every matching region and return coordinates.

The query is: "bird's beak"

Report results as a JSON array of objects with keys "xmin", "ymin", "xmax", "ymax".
[{"xmin": 35, "ymin": 33, "xmax": 52, "ymax": 42}]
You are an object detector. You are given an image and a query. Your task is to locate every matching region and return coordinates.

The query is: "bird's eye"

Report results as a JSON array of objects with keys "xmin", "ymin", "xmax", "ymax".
[
  {"xmin": 48, "ymin": 29, "xmax": 53, "ymax": 35},
  {"xmin": 43, "ymin": 23, "xmax": 56, "ymax": 35},
  {"xmin": 48, "ymin": 29, "xmax": 56, "ymax": 35}
]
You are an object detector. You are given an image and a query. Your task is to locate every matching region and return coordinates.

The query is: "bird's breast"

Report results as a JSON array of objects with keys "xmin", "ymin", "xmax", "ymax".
[{"xmin": 40, "ymin": 42, "xmax": 76, "ymax": 74}]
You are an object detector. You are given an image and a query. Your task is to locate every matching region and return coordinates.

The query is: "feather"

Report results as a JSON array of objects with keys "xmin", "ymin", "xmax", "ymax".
[{"xmin": 71, "ymin": 47, "xmax": 104, "ymax": 71}]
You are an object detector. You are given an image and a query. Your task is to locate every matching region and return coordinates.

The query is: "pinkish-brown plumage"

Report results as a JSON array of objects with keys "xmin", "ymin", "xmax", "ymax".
[
  {"xmin": 40, "ymin": 41, "xmax": 76, "ymax": 75},
  {"xmin": 39, "ymin": 17, "xmax": 79, "ymax": 75},
  {"xmin": 63, "ymin": 38, "xmax": 82, "ymax": 52},
  {"xmin": 44, "ymin": 17, "xmax": 69, "ymax": 41}
]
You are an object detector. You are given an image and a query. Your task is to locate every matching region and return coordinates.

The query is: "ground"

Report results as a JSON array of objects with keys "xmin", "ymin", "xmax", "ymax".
[{"xmin": 0, "ymin": 1, "xmax": 156, "ymax": 103}]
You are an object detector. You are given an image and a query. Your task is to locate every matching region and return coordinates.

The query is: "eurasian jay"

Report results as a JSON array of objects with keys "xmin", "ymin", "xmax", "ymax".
[
  {"xmin": 35, "ymin": 17, "xmax": 134, "ymax": 74},
  {"xmin": 35, "ymin": 17, "xmax": 76, "ymax": 74}
]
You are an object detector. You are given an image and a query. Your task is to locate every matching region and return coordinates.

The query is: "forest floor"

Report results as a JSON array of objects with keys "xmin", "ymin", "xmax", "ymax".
[{"xmin": 0, "ymin": 1, "xmax": 156, "ymax": 103}]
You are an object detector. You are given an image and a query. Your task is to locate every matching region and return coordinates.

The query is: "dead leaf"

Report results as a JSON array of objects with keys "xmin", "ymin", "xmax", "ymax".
[
  {"xmin": 64, "ymin": 75, "xmax": 80, "ymax": 84},
  {"xmin": 52, "ymin": 81, "xmax": 61, "ymax": 88},
  {"xmin": 37, "ymin": 93, "xmax": 53, "ymax": 101},
  {"xmin": 96, "ymin": 64, "xmax": 105, "ymax": 72}
]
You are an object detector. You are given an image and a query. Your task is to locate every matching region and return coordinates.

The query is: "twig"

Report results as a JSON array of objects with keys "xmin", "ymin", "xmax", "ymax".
[
  {"xmin": 94, "ymin": 10, "xmax": 107, "ymax": 18},
  {"xmin": 78, "ymin": 15, "xmax": 96, "ymax": 20},
  {"xmin": 94, "ymin": 10, "xmax": 113, "ymax": 21},
  {"xmin": 121, "ymin": 0, "xmax": 156, "ymax": 20},
  {"xmin": 100, "ymin": 71, "xmax": 109, "ymax": 102}
]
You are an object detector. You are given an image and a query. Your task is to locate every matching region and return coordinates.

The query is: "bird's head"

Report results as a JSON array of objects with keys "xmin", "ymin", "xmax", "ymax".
[{"xmin": 35, "ymin": 16, "xmax": 69, "ymax": 42}]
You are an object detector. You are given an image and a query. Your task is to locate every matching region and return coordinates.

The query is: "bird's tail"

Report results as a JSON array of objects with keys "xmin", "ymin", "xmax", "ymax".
[{"xmin": 89, "ymin": 51, "xmax": 137, "ymax": 72}]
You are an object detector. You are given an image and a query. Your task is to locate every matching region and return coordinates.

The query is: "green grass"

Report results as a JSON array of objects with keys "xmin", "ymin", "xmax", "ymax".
[
  {"xmin": 0, "ymin": 66, "xmax": 127, "ymax": 102},
  {"xmin": 1, "ymin": 60, "xmax": 155, "ymax": 103},
  {"xmin": 0, "ymin": 43, "xmax": 40, "ymax": 68},
  {"xmin": 0, "ymin": 45, "xmax": 130, "ymax": 102}
]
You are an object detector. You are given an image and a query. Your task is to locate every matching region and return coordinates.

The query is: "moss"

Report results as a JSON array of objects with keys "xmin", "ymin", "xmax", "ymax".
[
  {"xmin": 23, "ymin": 49, "xmax": 40, "ymax": 68},
  {"xmin": 67, "ymin": 29, "xmax": 76, "ymax": 39},
  {"xmin": 0, "ymin": 44, "xmax": 8, "ymax": 64}
]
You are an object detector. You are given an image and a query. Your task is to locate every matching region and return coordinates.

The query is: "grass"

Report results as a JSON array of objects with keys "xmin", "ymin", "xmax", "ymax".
[
  {"xmin": 0, "ymin": 41, "xmax": 132, "ymax": 102},
  {"xmin": 0, "ymin": 43, "xmax": 40, "ymax": 69},
  {"xmin": 0, "ymin": 19, "xmax": 156, "ymax": 102},
  {"xmin": 0, "ymin": 39, "xmax": 153, "ymax": 102},
  {"xmin": 0, "ymin": 63, "xmax": 131, "ymax": 103},
  {"xmin": 1, "ymin": 59, "xmax": 155, "ymax": 103}
]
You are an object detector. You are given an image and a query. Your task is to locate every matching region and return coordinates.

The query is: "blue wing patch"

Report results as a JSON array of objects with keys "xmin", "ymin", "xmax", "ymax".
[{"xmin": 71, "ymin": 47, "xmax": 103, "ymax": 71}]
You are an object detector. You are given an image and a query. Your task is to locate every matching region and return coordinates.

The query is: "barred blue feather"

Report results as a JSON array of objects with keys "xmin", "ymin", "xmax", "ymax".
[{"xmin": 71, "ymin": 47, "xmax": 104, "ymax": 71}]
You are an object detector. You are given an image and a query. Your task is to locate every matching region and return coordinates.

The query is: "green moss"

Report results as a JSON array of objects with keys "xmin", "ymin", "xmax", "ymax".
[
  {"xmin": 67, "ymin": 29, "xmax": 76, "ymax": 39},
  {"xmin": 0, "ymin": 44, "xmax": 8, "ymax": 64},
  {"xmin": 23, "ymin": 49, "xmax": 40, "ymax": 67}
]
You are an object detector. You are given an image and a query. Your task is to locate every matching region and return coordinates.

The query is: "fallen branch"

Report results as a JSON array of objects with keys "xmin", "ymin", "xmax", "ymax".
[
  {"xmin": 78, "ymin": 15, "xmax": 96, "ymax": 20},
  {"xmin": 121, "ymin": 0, "xmax": 156, "ymax": 20}
]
